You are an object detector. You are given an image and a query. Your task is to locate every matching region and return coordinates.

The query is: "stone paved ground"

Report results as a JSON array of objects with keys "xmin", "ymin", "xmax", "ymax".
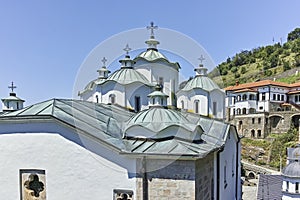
[
  {"xmin": 242, "ymin": 185, "xmax": 257, "ymax": 200},
  {"xmin": 242, "ymin": 179, "xmax": 258, "ymax": 200}
]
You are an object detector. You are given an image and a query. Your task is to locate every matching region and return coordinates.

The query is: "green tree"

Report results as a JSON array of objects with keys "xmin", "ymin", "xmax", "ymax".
[{"xmin": 288, "ymin": 28, "xmax": 300, "ymax": 41}]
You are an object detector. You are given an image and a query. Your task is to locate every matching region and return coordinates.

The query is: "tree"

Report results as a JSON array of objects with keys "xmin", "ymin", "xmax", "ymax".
[{"xmin": 287, "ymin": 28, "xmax": 300, "ymax": 41}]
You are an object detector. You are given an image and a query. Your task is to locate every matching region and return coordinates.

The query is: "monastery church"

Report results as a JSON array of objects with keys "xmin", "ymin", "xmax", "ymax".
[{"xmin": 0, "ymin": 23, "xmax": 241, "ymax": 200}]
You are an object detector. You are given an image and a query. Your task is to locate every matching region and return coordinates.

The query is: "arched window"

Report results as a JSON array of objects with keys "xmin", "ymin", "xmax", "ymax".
[
  {"xmin": 194, "ymin": 100, "xmax": 199, "ymax": 114},
  {"xmin": 181, "ymin": 100, "xmax": 184, "ymax": 109},
  {"xmin": 109, "ymin": 94, "xmax": 116, "ymax": 104},
  {"xmin": 237, "ymin": 108, "xmax": 241, "ymax": 115},
  {"xmin": 242, "ymin": 108, "xmax": 247, "ymax": 114},
  {"xmin": 242, "ymin": 94, "xmax": 247, "ymax": 101},
  {"xmin": 135, "ymin": 96, "xmax": 141, "ymax": 112},
  {"xmin": 249, "ymin": 94, "xmax": 255, "ymax": 100},
  {"xmin": 257, "ymin": 130, "xmax": 262, "ymax": 138},
  {"xmin": 251, "ymin": 130, "xmax": 255, "ymax": 138},
  {"xmin": 237, "ymin": 95, "xmax": 241, "ymax": 102},
  {"xmin": 95, "ymin": 95, "xmax": 99, "ymax": 103}
]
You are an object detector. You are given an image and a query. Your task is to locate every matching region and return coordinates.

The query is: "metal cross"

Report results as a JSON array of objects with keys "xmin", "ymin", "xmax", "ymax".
[
  {"xmin": 101, "ymin": 57, "xmax": 107, "ymax": 66},
  {"xmin": 147, "ymin": 22, "xmax": 158, "ymax": 37},
  {"xmin": 198, "ymin": 55, "xmax": 205, "ymax": 64},
  {"xmin": 8, "ymin": 81, "xmax": 16, "ymax": 93},
  {"xmin": 123, "ymin": 44, "xmax": 131, "ymax": 55}
]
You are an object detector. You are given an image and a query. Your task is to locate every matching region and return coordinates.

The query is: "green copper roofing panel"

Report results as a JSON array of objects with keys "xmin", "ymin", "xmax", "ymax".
[
  {"xmin": 1, "ymin": 95, "xmax": 25, "ymax": 102},
  {"xmin": 135, "ymin": 49, "xmax": 168, "ymax": 61},
  {"xmin": 125, "ymin": 107, "xmax": 195, "ymax": 133},
  {"xmin": 181, "ymin": 76, "xmax": 220, "ymax": 92},
  {"xmin": 147, "ymin": 91, "xmax": 168, "ymax": 97},
  {"xmin": 12, "ymin": 100, "xmax": 54, "ymax": 116},
  {"xmin": 106, "ymin": 68, "xmax": 152, "ymax": 86}
]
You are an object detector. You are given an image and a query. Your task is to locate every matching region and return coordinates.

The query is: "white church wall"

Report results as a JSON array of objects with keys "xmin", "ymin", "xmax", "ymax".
[
  {"xmin": 135, "ymin": 62, "xmax": 179, "ymax": 105},
  {"xmin": 0, "ymin": 121, "xmax": 137, "ymax": 200},
  {"xmin": 101, "ymin": 83, "xmax": 125, "ymax": 106},
  {"xmin": 219, "ymin": 126, "xmax": 240, "ymax": 200},
  {"xmin": 209, "ymin": 90, "xmax": 225, "ymax": 119},
  {"xmin": 189, "ymin": 92, "xmax": 208, "ymax": 116},
  {"xmin": 125, "ymin": 83, "xmax": 152, "ymax": 111}
]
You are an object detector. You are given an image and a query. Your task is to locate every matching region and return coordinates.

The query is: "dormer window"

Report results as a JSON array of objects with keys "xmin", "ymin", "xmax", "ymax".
[{"xmin": 109, "ymin": 94, "xmax": 116, "ymax": 104}]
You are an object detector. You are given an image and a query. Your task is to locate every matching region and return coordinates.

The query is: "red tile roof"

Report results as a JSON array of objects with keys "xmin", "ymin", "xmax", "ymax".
[{"xmin": 225, "ymin": 80, "xmax": 291, "ymax": 91}]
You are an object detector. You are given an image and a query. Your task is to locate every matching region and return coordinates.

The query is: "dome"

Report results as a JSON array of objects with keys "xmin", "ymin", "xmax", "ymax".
[
  {"xmin": 135, "ymin": 49, "xmax": 168, "ymax": 62},
  {"xmin": 291, "ymin": 147, "xmax": 300, "ymax": 160},
  {"xmin": 282, "ymin": 162, "xmax": 300, "ymax": 177},
  {"xmin": 181, "ymin": 75, "xmax": 220, "ymax": 92},
  {"xmin": 107, "ymin": 68, "xmax": 152, "ymax": 86},
  {"xmin": 125, "ymin": 107, "xmax": 199, "ymax": 133}
]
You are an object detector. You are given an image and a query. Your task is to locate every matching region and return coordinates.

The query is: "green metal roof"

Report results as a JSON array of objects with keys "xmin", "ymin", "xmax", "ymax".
[
  {"xmin": 134, "ymin": 49, "xmax": 181, "ymax": 70},
  {"xmin": 124, "ymin": 107, "xmax": 202, "ymax": 140},
  {"xmin": 0, "ymin": 99, "xmax": 232, "ymax": 158},
  {"xmin": 135, "ymin": 49, "xmax": 168, "ymax": 61},
  {"xmin": 180, "ymin": 75, "xmax": 221, "ymax": 92},
  {"xmin": 106, "ymin": 68, "xmax": 153, "ymax": 86},
  {"xmin": 147, "ymin": 90, "xmax": 169, "ymax": 97},
  {"xmin": 1, "ymin": 95, "xmax": 25, "ymax": 102}
]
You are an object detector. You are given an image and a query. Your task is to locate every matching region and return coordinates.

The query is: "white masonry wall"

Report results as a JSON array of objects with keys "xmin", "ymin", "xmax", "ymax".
[{"xmin": 0, "ymin": 122, "xmax": 136, "ymax": 200}]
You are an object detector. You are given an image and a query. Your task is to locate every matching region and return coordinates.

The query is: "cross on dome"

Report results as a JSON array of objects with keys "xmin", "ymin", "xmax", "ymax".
[
  {"xmin": 8, "ymin": 81, "xmax": 16, "ymax": 93},
  {"xmin": 147, "ymin": 22, "xmax": 158, "ymax": 38},
  {"xmin": 123, "ymin": 44, "xmax": 131, "ymax": 55},
  {"xmin": 101, "ymin": 57, "xmax": 107, "ymax": 67},
  {"xmin": 198, "ymin": 55, "xmax": 205, "ymax": 64}
]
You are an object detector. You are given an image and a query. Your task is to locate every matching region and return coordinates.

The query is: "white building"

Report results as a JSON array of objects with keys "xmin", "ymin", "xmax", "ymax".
[
  {"xmin": 177, "ymin": 63, "xmax": 225, "ymax": 119},
  {"xmin": 0, "ymin": 23, "xmax": 241, "ymax": 200}
]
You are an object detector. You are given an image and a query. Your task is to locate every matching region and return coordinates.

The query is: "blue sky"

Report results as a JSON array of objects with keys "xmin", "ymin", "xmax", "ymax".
[{"xmin": 1, "ymin": 0, "xmax": 300, "ymax": 108}]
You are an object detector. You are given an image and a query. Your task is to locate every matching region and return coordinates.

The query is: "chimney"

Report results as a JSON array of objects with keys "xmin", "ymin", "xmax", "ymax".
[{"xmin": 235, "ymin": 80, "xmax": 239, "ymax": 86}]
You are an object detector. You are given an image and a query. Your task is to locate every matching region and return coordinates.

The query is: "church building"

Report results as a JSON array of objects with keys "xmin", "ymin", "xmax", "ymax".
[{"xmin": 0, "ymin": 23, "xmax": 241, "ymax": 200}]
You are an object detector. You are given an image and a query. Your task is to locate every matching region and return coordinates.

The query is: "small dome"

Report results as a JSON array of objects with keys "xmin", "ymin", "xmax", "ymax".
[
  {"xmin": 292, "ymin": 147, "xmax": 300, "ymax": 160},
  {"xmin": 107, "ymin": 68, "xmax": 152, "ymax": 86},
  {"xmin": 181, "ymin": 76, "xmax": 220, "ymax": 92},
  {"xmin": 135, "ymin": 49, "xmax": 168, "ymax": 62},
  {"xmin": 282, "ymin": 162, "xmax": 300, "ymax": 177}
]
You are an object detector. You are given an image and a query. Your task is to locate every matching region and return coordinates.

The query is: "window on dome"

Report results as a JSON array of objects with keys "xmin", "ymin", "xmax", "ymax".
[
  {"xmin": 135, "ymin": 96, "xmax": 141, "ymax": 112},
  {"xmin": 158, "ymin": 77, "xmax": 164, "ymax": 87},
  {"xmin": 194, "ymin": 100, "xmax": 199, "ymax": 114},
  {"xmin": 109, "ymin": 94, "xmax": 116, "ymax": 104}
]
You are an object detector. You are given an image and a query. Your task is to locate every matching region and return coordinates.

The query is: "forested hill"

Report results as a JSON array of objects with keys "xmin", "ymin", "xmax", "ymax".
[{"xmin": 209, "ymin": 28, "xmax": 300, "ymax": 88}]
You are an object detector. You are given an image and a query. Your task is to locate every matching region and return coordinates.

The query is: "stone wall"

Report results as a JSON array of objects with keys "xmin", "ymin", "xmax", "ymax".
[
  {"xmin": 135, "ymin": 156, "xmax": 215, "ymax": 200},
  {"xmin": 195, "ymin": 153, "xmax": 214, "ymax": 200}
]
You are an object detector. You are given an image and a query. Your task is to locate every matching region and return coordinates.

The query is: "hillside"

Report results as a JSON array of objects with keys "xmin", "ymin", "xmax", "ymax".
[{"xmin": 209, "ymin": 28, "xmax": 300, "ymax": 88}]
